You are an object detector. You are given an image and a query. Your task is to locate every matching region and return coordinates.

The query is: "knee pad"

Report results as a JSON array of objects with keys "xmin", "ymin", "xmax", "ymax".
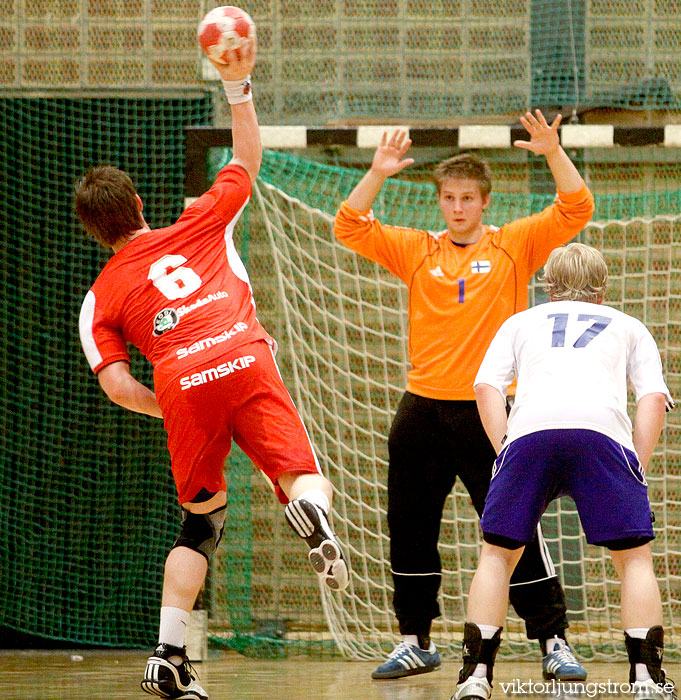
[{"xmin": 172, "ymin": 506, "xmax": 226, "ymax": 562}]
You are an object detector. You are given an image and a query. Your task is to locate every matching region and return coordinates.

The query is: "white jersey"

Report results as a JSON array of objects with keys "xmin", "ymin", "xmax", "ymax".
[{"xmin": 474, "ymin": 300, "xmax": 673, "ymax": 451}]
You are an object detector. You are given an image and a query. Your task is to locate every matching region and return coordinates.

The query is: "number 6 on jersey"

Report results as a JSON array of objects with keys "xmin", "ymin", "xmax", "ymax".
[{"xmin": 148, "ymin": 254, "xmax": 202, "ymax": 300}]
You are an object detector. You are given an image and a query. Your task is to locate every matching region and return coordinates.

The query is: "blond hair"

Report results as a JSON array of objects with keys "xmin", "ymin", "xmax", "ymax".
[{"xmin": 541, "ymin": 243, "xmax": 608, "ymax": 303}]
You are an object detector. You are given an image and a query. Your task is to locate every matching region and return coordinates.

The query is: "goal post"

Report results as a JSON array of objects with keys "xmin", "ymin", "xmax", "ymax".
[{"xmin": 186, "ymin": 126, "xmax": 681, "ymax": 661}]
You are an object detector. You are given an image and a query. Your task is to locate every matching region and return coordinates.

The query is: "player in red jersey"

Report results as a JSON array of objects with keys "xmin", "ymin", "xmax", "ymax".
[{"xmin": 76, "ymin": 40, "xmax": 347, "ymax": 700}]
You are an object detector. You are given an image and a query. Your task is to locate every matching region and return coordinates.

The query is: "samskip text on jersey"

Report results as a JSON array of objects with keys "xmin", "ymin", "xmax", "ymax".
[
  {"xmin": 179, "ymin": 354, "xmax": 256, "ymax": 390},
  {"xmin": 176, "ymin": 322, "xmax": 248, "ymax": 359}
]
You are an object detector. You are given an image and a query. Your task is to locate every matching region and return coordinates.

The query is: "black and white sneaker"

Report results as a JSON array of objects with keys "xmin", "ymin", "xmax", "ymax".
[
  {"xmin": 141, "ymin": 643, "xmax": 208, "ymax": 699},
  {"xmin": 633, "ymin": 679, "xmax": 679, "ymax": 700},
  {"xmin": 453, "ymin": 676, "xmax": 492, "ymax": 700},
  {"xmin": 284, "ymin": 498, "xmax": 349, "ymax": 591}
]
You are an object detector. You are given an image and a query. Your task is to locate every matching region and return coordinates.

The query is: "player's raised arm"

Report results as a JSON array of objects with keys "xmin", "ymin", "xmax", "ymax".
[
  {"xmin": 209, "ymin": 35, "xmax": 261, "ymax": 183},
  {"xmin": 513, "ymin": 109, "xmax": 584, "ymax": 194},
  {"xmin": 346, "ymin": 130, "xmax": 414, "ymax": 211}
]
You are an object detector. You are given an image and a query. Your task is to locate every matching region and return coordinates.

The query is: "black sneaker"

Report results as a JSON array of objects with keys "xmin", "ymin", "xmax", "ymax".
[
  {"xmin": 141, "ymin": 643, "xmax": 208, "ymax": 699},
  {"xmin": 285, "ymin": 498, "xmax": 349, "ymax": 591}
]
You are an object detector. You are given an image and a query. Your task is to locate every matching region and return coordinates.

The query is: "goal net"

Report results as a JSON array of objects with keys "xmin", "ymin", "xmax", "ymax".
[{"xmin": 208, "ymin": 145, "xmax": 681, "ymax": 661}]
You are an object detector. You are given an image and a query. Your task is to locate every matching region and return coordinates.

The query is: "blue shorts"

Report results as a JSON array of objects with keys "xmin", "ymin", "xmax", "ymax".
[{"xmin": 480, "ymin": 429, "xmax": 654, "ymax": 547}]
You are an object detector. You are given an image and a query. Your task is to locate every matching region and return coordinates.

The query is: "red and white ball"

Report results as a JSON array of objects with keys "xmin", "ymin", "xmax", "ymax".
[{"xmin": 197, "ymin": 6, "xmax": 256, "ymax": 65}]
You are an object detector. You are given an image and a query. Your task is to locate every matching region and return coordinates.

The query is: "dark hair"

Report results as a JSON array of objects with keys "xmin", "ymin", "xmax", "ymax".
[
  {"xmin": 74, "ymin": 165, "xmax": 144, "ymax": 247},
  {"xmin": 433, "ymin": 153, "xmax": 493, "ymax": 197}
]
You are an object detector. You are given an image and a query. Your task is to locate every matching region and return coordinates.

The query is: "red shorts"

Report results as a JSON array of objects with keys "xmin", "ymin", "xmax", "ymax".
[{"xmin": 156, "ymin": 340, "xmax": 321, "ymax": 504}]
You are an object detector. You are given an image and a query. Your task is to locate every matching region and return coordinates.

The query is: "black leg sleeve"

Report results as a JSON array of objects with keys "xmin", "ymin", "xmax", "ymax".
[
  {"xmin": 387, "ymin": 392, "xmax": 457, "ymax": 635},
  {"xmin": 508, "ymin": 533, "xmax": 569, "ymax": 640}
]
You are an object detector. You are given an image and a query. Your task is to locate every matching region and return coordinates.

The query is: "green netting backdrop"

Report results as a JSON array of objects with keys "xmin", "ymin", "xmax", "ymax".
[
  {"xmin": 0, "ymin": 97, "xmax": 213, "ymax": 646},
  {"xmin": 3, "ymin": 0, "xmax": 681, "ymax": 656},
  {"xmin": 3, "ymin": 1, "xmax": 681, "ymax": 122},
  {"xmin": 2, "ymin": 95, "xmax": 681, "ymax": 657}
]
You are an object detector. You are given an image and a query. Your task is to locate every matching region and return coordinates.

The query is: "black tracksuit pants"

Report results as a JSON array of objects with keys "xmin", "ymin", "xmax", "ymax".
[{"xmin": 388, "ymin": 391, "xmax": 568, "ymax": 640}]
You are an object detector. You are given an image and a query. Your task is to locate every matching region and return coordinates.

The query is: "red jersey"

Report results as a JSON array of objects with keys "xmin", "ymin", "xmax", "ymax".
[{"xmin": 79, "ymin": 164, "xmax": 272, "ymax": 398}]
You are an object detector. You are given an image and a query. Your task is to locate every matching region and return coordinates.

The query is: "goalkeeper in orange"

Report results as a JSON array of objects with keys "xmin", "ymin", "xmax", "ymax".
[{"xmin": 334, "ymin": 110, "xmax": 595, "ymax": 681}]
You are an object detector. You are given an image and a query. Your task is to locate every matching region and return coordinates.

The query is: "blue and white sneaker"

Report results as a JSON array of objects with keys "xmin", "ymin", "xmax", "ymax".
[
  {"xmin": 371, "ymin": 641, "xmax": 441, "ymax": 679},
  {"xmin": 542, "ymin": 638, "xmax": 587, "ymax": 681},
  {"xmin": 285, "ymin": 498, "xmax": 348, "ymax": 591}
]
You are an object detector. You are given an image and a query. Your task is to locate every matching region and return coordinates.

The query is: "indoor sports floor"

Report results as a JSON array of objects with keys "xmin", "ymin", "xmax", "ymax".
[{"xmin": 4, "ymin": 650, "xmax": 679, "ymax": 699}]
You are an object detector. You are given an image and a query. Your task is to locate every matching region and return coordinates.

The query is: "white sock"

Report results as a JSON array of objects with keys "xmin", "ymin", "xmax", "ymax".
[
  {"xmin": 295, "ymin": 489, "xmax": 330, "ymax": 514},
  {"xmin": 403, "ymin": 634, "xmax": 419, "ymax": 647},
  {"xmin": 626, "ymin": 628, "xmax": 652, "ymax": 682},
  {"xmin": 544, "ymin": 635, "xmax": 566, "ymax": 653},
  {"xmin": 159, "ymin": 606, "xmax": 190, "ymax": 650},
  {"xmin": 402, "ymin": 634, "xmax": 434, "ymax": 652},
  {"xmin": 472, "ymin": 624, "xmax": 501, "ymax": 678}
]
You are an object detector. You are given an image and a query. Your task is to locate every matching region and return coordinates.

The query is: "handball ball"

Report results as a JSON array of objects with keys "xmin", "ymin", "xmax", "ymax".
[{"xmin": 197, "ymin": 6, "xmax": 256, "ymax": 65}]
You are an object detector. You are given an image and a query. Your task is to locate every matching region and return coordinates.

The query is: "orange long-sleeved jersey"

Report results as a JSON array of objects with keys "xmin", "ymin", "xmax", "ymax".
[{"xmin": 334, "ymin": 185, "xmax": 595, "ymax": 400}]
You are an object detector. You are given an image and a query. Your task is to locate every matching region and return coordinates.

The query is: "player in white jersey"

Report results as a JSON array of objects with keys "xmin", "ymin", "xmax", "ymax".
[
  {"xmin": 75, "ymin": 39, "xmax": 347, "ymax": 700},
  {"xmin": 451, "ymin": 243, "xmax": 676, "ymax": 700}
]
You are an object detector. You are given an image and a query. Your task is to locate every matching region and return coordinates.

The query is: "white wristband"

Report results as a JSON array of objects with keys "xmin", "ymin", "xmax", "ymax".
[{"xmin": 222, "ymin": 75, "xmax": 252, "ymax": 104}]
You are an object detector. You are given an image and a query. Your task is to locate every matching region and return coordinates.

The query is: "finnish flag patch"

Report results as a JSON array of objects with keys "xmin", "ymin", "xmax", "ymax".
[{"xmin": 471, "ymin": 260, "xmax": 491, "ymax": 273}]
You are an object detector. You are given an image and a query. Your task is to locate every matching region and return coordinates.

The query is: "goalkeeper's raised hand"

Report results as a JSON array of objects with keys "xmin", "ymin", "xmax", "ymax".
[
  {"xmin": 513, "ymin": 109, "xmax": 561, "ymax": 156},
  {"xmin": 370, "ymin": 130, "xmax": 415, "ymax": 179},
  {"xmin": 347, "ymin": 130, "xmax": 414, "ymax": 211},
  {"xmin": 514, "ymin": 108, "xmax": 585, "ymax": 194}
]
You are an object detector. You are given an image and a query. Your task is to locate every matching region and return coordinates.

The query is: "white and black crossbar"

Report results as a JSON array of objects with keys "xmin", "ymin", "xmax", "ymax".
[{"xmin": 185, "ymin": 124, "xmax": 681, "ymax": 196}]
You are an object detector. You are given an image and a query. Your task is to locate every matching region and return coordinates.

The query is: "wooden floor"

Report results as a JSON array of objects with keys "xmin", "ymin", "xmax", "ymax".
[{"xmin": 2, "ymin": 651, "xmax": 679, "ymax": 700}]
